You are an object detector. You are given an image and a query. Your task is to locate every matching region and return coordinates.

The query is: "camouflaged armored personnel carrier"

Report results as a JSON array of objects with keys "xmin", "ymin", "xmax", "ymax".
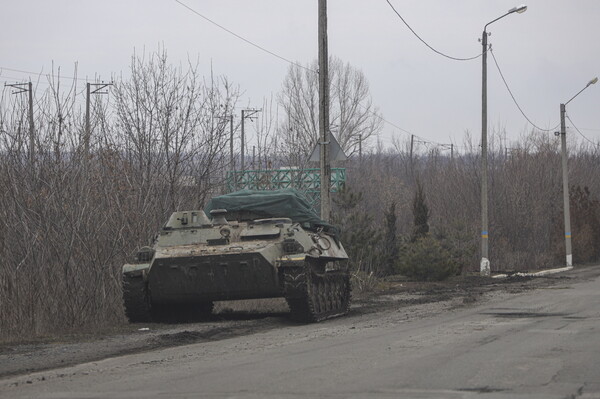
[{"xmin": 122, "ymin": 189, "xmax": 350, "ymax": 323}]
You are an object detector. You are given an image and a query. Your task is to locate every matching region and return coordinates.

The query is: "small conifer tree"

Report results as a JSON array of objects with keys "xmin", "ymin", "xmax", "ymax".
[{"xmin": 383, "ymin": 201, "xmax": 399, "ymax": 275}]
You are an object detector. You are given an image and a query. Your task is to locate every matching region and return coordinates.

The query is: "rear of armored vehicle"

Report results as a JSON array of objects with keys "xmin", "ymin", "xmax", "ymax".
[{"xmin": 122, "ymin": 189, "xmax": 350, "ymax": 323}]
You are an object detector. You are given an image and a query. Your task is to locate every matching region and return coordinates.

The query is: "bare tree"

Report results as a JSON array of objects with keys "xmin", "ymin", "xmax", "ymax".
[
  {"xmin": 277, "ymin": 56, "xmax": 383, "ymax": 163},
  {"xmin": 0, "ymin": 49, "xmax": 241, "ymax": 342},
  {"xmin": 251, "ymin": 96, "xmax": 278, "ymax": 170},
  {"xmin": 112, "ymin": 49, "xmax": 240, "ymax": 214}
]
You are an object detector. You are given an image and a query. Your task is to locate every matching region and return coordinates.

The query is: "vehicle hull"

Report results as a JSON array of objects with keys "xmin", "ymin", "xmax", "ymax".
[{"xmin": 147, "ymin": 252, "xmax": 282, "ymax": 303}]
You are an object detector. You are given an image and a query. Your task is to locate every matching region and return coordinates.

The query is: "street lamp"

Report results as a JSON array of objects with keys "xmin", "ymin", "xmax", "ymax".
[
  {"xmin": 557, "ymin": 76, "xmax": 598, "ymax": 267},
  {"xmin": 480, "ymin": 5, "xmax": 527, "ymax": 276}
]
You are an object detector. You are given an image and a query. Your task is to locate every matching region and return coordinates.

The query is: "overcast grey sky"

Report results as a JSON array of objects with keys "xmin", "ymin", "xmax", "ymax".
[{"xmin": 2, "ymin": 0, "xmax": 599, "ymax": 151}]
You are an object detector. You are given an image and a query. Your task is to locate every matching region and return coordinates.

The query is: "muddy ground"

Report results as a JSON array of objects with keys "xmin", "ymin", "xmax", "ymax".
[{"xmin": 0, "ymin": 270, "xmax": 579, "ymax": 379}]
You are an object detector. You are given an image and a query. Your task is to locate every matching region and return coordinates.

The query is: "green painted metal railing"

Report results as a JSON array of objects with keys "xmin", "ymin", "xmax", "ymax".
[{"xmin": 225, "ymin": 168, "xmax": 346, "ymax": 208}]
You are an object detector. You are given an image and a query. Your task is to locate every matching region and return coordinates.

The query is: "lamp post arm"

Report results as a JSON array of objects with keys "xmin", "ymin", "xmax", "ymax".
[
  {"xmin": 565, "ymin": 85, "xmax": 591, "ymax": 106},
  {"xmin": 484, "ymin": 11, "xmax": 513, "ymax": 32}
]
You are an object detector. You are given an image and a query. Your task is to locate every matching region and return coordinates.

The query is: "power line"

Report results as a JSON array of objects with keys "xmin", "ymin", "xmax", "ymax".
[
  {"xmin": 0, "ymin": 74, "xmax": 30, "ymax": 82},
  {"xmin": 1, "ymin": 3, "xmax": 468, "ymax": 154},
  {"xmin": 371, "ymin": 110, "xmax": 471, "ymax": 151},
  {"xmin": 489, "ymin": 48, "xmax": 560, "ymax": 133},
  {"xmin": 566, "ymin": 113, "xmax": 599, "ymax": 147},
  {"xmin": 350, "ymin": 97, "xmax": 474, "ymax": 151},
  {"xmin": 0, "ymin": 76, "xmax": 53, "ymax": 87},
  {"xmin": 384, "ymin": 0, "xmax": 481, "ymax": 61},
  {"xmin": 173, "ymin": 0, "xmax": 315, "ymax": 73},
  {"xmin": 372, "ymin": 111, "xmax": 412, "ymax": 137},
  {"xmin": 351, "ymin": 101, "xmax": 447, "ymax": 146},
  {"xmin": 0, "ymin": 66, "xmax": 88, "ymax": 82},
  {"xmin": 174, "ymin": 0, "xmax": 459, "ymax": 149}
]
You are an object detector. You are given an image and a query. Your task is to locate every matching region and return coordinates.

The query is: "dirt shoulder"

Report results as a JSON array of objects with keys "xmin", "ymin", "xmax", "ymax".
[{"xmin": 1, "ymin": 265, "xmax": 596, "ymax": 379}]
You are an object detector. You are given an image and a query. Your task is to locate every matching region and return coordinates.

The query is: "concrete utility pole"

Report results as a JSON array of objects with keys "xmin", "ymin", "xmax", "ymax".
[
  {"xmin": 479, "ymin": 4, "xmax": 527, "ymax": 277},
  {"xmin": 28, "ymin": 82, "xmax": 34, "ymax": 164},
  {"xmin": 85, "ymin": 82, "xmax": 112, "ymax": 156},
  {"xmin": 241, "ymin": 110, "xmax": 246, "ymax": 172},
  {"xmin": 218, "ymin": 113, "xmax": 236, "ymax": 190},
  {"xmin": 559, "ymin": 103, "xmax": 572, "ymax": 267},
  {"xmin": 410, "ymin": 134, "xmax": 414, "ymax": 163},
  {"xmin": 240, "ymin": 108, "xmax": 261, "ymax": 174},
  {"xmin": 480, "ymin": 27, "xmax": 490, "ymax": 276},
  {"xmin": 85, "ymin": 84, "xmax": 91, "ymax": 156},
  {"xmin": 318, "ymin": 0, "xmax": 331, "ymax": 222},
  {"xmin": 358, "ymin": 134, "xmax": 362, "ymax": 164},
  {"xmin": 558, "ymin": 76, "xmax": 598, "ymax": 267},
  {"xmin": 409, "ymin": 134, "xmax": 415, "ymax": 177},
  {"xmin": 229, "ymin": 114, "xmax": 234, "ymax": 169},
  {"xmin": 5, "ymin": 82, "xmax": 35, "ymax": 163}
]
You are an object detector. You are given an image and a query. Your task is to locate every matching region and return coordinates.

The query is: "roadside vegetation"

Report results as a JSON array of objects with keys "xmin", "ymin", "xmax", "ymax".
[{"xmin": 2, "ymin": 49, "xmax": 600, "ymax": 341}]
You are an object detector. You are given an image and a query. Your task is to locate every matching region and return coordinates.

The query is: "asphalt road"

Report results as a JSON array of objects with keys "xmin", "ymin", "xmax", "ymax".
[{"xmin": 2, "ymin": 266, "xmax": 600, "ymax": 399}]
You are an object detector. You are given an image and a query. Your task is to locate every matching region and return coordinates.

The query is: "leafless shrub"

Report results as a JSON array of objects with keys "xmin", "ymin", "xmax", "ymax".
[
  {"xmin": 337, "ymin": 128, "xmax": 600, "ymax": 276},
  {"xmin": 0, "ymin": 49, "xmax": 239, "ymax": 341}
]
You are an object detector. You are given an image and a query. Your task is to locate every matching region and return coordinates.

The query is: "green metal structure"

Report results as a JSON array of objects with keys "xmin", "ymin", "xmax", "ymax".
[{"xmin": 225, "ymin": 168, "xmax": 346, "ymax": 208}]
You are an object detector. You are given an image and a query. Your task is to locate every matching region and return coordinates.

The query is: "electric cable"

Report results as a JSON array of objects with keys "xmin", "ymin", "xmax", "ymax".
[
  {"xmin": 0, "ymin": 66, "xmax": 88, "ymax": 82},
  {"xmin": 566, "ymin": 113, "xmax": 599, "ymax": 147},
  {"xmin": 489, "ymin": 48, "xmax": 560, "ymax": 132},
  {"xmin": 1, "ymin": 77, "xmax": 53, "ymax": 87},
  {"xmin": 174, "ymin": 0, "xmax": 466, "ymax": 150},
  {"xmin": 174, "ymin": 0, "xmax": 315, "ymax": 73},
  {"xmin": 385, "ymin": 0, "xmax": 481, "ymax": 61},
  {"xmin": 3, "ymin": 2, "xmax": 472, "ymax": 155},
  {"xmin": 361, "ymin": 100, "xmax": 469, "ymax": 150}
]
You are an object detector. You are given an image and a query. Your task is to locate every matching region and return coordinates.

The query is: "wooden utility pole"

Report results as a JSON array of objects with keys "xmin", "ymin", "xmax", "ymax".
[{"xmin": 318, "ymin": 0, "xmax": 331, "ymax": 221}]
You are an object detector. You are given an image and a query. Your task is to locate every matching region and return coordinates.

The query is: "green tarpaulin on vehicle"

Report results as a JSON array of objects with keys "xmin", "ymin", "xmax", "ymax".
[{"xmin": 204, "ymin": 189, "xmax": 338, "ymax": 237}]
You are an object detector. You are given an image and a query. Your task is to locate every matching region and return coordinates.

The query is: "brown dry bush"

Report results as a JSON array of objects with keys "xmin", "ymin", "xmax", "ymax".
[
  {"xmin": 0, "ymin": 50, "xmax": 239, "ymax": 341},
  {"xmin": 339, "ymin": 130, "xmax": 600, "ymax": 276}
]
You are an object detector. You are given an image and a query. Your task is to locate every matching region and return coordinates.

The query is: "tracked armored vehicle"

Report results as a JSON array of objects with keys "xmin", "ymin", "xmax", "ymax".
[{"xmin": 123, "ymin": 189, "xmax": 350, "ymax": 323}]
